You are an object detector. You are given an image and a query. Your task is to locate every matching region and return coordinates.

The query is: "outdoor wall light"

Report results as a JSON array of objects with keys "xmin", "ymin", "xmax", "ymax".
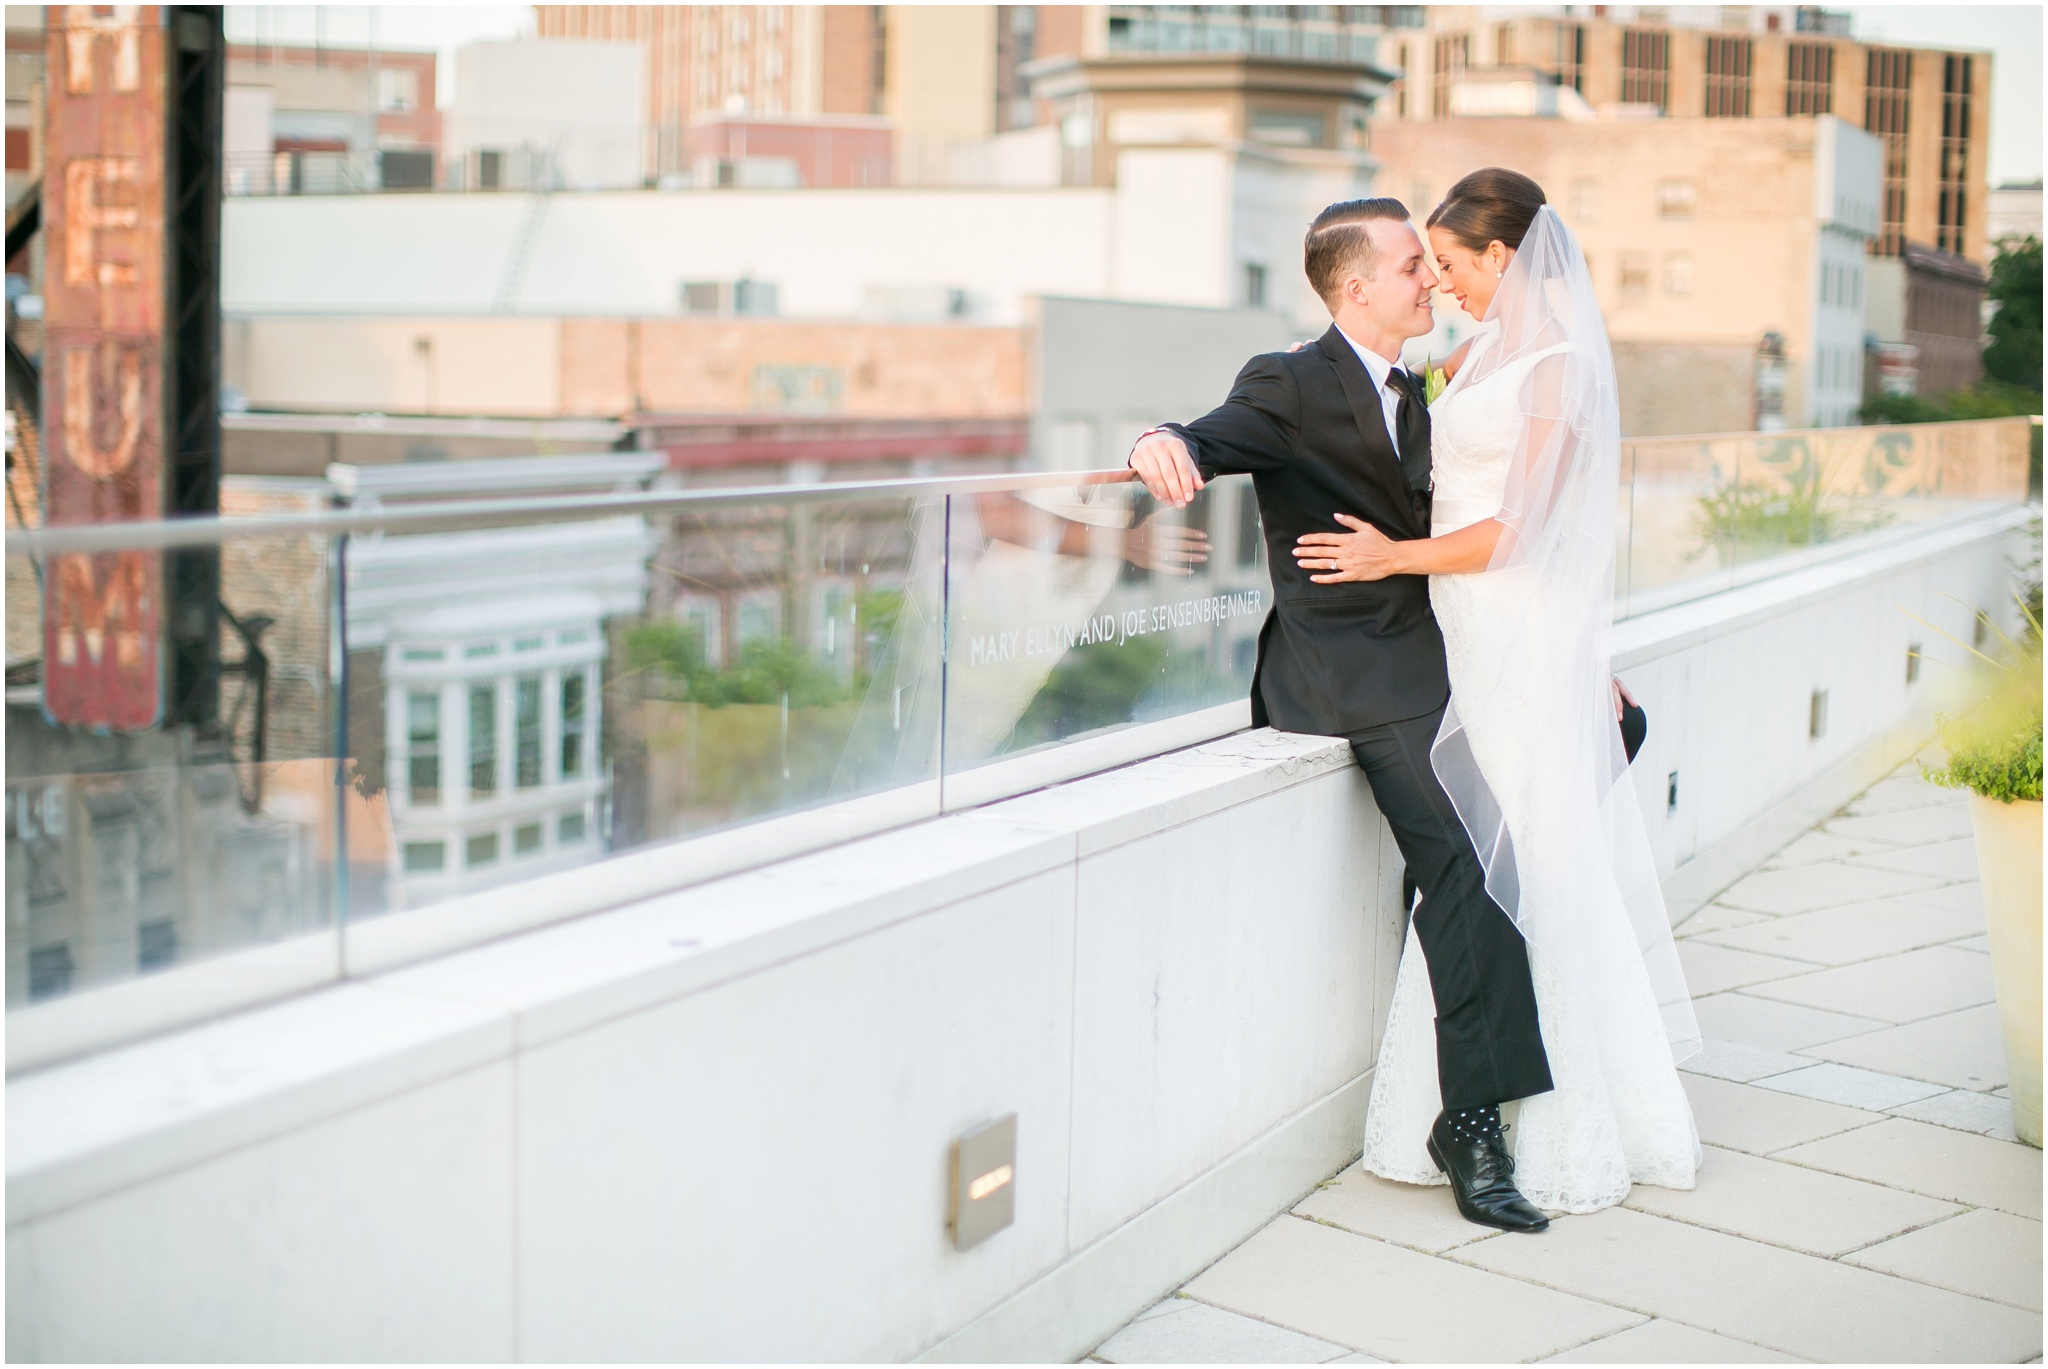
[
  {"xmin": 1810, "ymin": 688, "xmax": 1830, "ymax": 740},
  {"xmin": 1666, "ymin": 771, "xmax": 1679, "ymax": 815},
  {"xmin": 948, "ymin": 1113, "xmax": 1017, "ymax": 1251},
  {"xmin": 1906, "ymin": 643, "xmax": 1922, "ymax": 685}
]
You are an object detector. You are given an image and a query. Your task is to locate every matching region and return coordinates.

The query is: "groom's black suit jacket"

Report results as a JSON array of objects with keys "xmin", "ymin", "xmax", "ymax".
[{"xmin": 1159, "ymin": 324, "xmax": 1449, "ymax": 736}]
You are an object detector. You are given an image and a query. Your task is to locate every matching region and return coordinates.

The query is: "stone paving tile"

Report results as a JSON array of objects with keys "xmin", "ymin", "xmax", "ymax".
[
  {"xmin": 1682, "ymin": 1073, "xmax": 1883, "ymax": 1155},
  {"xmin": 1844, "ymin": 1208, "xmax": 2045, "ymax": 1313},
  {"xmin": 1621, "ymin": 1143, "xmax": 1960, "ymax": 1257},
  {"xmin": 1845, "ymin": 837, "xmax": 1983, "ymax": 882},
  {"xmin": 1183, "ymin": 1216, "xmax": 1642, "ymax": 1364},
  {"xmin": 1095, "ymin": 1298, "xmax": 1359, "ymax": 1363},
  {"xmin": 1774, "ymin": 1116, "xmax": 2044, "ymax": 1220},
  {"xmin": 1453, "ymin": 1205, "xmax": 2042, "ymax": 1363},
  {"xmin": 1825, "ymin": 802, "xmax": 1976, "ymax": 845},
  {"xmin": 1714, "ymin": 861, "xmax": 1947, "ymax": 916},
  {"xmin": 1948, "ymin": 933, "xmax": 1992, "ymax": 953},
  {"xmin": 1754, "ymin": 1062, "xmax": 1951, "ymax": 1111},
  {"xmin": 1691, "ymin": 897, "xmax": 1987, "ymax": 967},
  {"xmin": 1672, "ymin": 903, "xmax": 1776, "ymax": 939},
  {"xmin": 1742, "ymin": 944, "xmax": 1996, "ymax": 1024},
  {"xmin": 1678, "ymin": 1039, "xmax": 1812, "ymax": 1083},
  {"xmin": 1759, "ymin": 828, "xmax": 1906, "ymax": 869},
  {"xmin": 1539, "ymin": 1318, "xmax": 1801, "ymax": 1362},
  {"xmin": 1675, "ymin": 942, "xmax": 1812, "ymax": 995},
  {"xmin": 1689, "ymin": 992, "xmax": 1887, "ymax": 1052},
  {"xmin": 1840, "ymin": 777, "xmax": 1955, "ymax": 818},
  {"xmin": 1889, "ymin": 1087, "xmax": 2018, "ymax": 1141},
  {"xmin": 1292, "ymin": 1164, "xmax": 1498, "ymax": 1256},
  {"xmin": 1895, "ymin": 880, "xmax": 1986, "ymax": 918},
  {"xmin": 1803, "ymin": 1003, "xmax": 2008, "ymax": 1091}
]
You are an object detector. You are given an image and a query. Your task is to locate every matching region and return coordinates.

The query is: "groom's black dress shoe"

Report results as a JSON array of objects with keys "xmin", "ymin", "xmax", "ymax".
[{"xmin": 1426, "ymin": 1107, "xmax": 1550, "ymax": 1233}]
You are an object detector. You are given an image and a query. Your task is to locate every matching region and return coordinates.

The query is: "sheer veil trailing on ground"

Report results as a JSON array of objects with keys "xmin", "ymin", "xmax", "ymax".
[{"xmin": 1427, "ymin": 205, "xmax": 1702, "ymax": 1064}]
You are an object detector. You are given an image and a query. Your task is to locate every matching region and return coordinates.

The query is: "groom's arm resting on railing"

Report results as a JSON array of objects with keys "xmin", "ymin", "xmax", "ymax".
[{"xmin": 1128, "ymin": 355, "xmax": 1300, "ymax": 508}]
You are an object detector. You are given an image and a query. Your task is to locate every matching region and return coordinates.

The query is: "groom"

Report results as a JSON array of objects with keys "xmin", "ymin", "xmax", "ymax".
[{"xmin": 1128, "ymin": 199, "xmax": 1553, "ymax": 1233}]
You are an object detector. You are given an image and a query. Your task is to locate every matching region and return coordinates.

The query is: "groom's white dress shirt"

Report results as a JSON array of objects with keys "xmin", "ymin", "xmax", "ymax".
[{"xmin": 1335, "ymin": 326, "xmax": 1407, "ymax": 452}]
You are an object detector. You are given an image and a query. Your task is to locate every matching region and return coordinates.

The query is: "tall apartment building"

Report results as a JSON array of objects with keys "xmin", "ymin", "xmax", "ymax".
[
  {"xmin": 534, "ymin": 6, "xmax": 888, "ymax": 180},
  {"xmin": 1379, "ymin": 7, "xmax": 1993, "ymax": 263}
]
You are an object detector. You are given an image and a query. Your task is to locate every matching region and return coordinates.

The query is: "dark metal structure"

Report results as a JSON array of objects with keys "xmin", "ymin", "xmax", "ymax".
[{"xmin": 161, "ymin": 6, "xmax": 226, "ymax": 727}]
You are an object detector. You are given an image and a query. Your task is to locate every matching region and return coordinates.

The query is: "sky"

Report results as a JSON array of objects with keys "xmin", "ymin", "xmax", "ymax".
[{"xmin": 222, "ymin": 4, "xmax": 2043, "ymax": 184}]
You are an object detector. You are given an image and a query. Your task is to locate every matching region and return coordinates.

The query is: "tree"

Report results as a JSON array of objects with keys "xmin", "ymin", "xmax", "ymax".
[{"xmin": 1983, "ymin": 235, "xmax": 2042, "ymax": 392}]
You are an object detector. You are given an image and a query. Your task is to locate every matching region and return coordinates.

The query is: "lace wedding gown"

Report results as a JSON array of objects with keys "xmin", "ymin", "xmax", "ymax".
[{"xmin": 1357, "ymin": 328, "xmax": 1702, "ymax": 1214}]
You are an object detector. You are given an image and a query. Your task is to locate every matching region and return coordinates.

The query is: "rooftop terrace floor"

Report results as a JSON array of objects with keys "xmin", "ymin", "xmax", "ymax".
[{"xmin": 1089, "ymin": 751, "xmax": 2043, "ymax": 1364}]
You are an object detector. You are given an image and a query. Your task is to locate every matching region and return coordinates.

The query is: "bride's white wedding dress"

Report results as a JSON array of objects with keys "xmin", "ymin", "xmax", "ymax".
[{"xmin": 1358, "ymin": 216, "xmax": 1701, "ymax": 1213}]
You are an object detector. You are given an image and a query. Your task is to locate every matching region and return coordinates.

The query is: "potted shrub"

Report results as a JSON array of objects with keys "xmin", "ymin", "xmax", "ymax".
[{"xmin": 1925, "ymin": 600, "xmax": 2043, "ymax": 1147}]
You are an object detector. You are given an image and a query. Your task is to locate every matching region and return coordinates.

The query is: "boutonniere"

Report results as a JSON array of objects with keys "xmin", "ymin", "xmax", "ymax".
[{"xmin": 1420, "ymin": 359, "xmax": 1449, "ymax": 404}]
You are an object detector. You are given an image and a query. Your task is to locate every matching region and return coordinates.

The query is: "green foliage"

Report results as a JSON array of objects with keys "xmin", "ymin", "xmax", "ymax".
[
  {"xmin": 1859, "ymin": 380, "xmax": 2043, "ymax": 426},
  {"xmin": 1923, "ymin": 597, "xmax": 2045, "ymax": 804},
  {"xmin": 1008, "ymin": 635, "xmax": 1170, "ymax": 745},
  {"xmin": 1983, "ymin": 235, "xmax": 2043, "ymax": 393},
  {"xmin": 625, "ymin": 621, "xmax": 852, "ymax": 709},
  {"xmin": 1691, "ymin": 478, "xmax": 1888, "ymax": 552}
]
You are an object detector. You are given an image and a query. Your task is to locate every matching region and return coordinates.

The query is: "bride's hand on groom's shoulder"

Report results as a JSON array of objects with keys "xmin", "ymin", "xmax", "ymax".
[{"xmin": 1294, "ymin": 514, "xmax": 1402, "ymax": 583}]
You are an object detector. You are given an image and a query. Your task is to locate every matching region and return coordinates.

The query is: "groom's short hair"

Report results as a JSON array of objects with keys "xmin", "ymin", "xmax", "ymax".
[{"xmin": 1305, "ymin": 198, "xmax": 1410, "ymax": 305}]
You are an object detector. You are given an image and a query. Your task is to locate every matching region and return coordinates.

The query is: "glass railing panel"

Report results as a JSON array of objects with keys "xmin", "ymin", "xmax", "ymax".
[
  {"xmin": 339, "ymin": 492, "xmax": 944, "ymax": 923},
  {"xmin": 940, "ymin": 475, "xmax": 1267, "ymax": 789},
  {"xmin": 5, "ymin": 534, "xmax": 343, "ymax": 1013},
  {"xmin": 1618, "ymin": 418, "xmax": 2033, "ymax": 619}
]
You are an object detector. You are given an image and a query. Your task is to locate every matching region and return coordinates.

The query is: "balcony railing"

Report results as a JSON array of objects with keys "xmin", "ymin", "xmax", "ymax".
[{"xmin": 3, "ymin": 416, "xmax": 2032, "ymax": 1064}]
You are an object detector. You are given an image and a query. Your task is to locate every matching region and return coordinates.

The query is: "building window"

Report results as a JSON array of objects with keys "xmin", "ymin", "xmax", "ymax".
[
  {"xmin": 1785, "ymin": 41, "xmax": 1834, "ymax": 115},
  {"xmin": 1551, "ymin": 20, "xmax": 1586, "ymax": 94},
  {"xmin": 1938, "ymin": 54, "xmax": 1973, "ymax": 254},
  {"xmin": 1663, "ymin": 252, "xmax": 1694, "ymax": 295},
  {"xmin": 1432, "ymin": 33, "xmax": 1469, "ymax": 118},
  {"xmin": 516, "ymin": 677, "xmax": 543, "ymax": 788},
  {"xmin": 1620, "ymin": 28, "xmax": 1669, "ymax": 111},
  {"xmin": 1620, "ymin": 252, "xmax": 1652, "ymax": 296},
  {"xmin": 466, "ymin": 831, "xmax": 499, "ymax": 867},
  {"xmin": 402, "ymin": 841, "xmax": 446, "ymax": 873},
  {"xmin": 1865, "ymin": 48, "xmax": 1913, "ymax": 257},
  {"xmin": 1703, "ymin": 36, "xmax": 1753, "ymax": 117},
  {"xmin": 469, "ymin": 684, "xmax": 497, "ymax": 797},
  {"xmin": 514, "ymin": 822, "xmax": 544, "ymax": 855},
  {"xmin": 1243, "ymin": 262, "xmax": 1267, "ymax": 308},
  {"xmin": 561, "ymin": 671, "xmax": 588, "ymax": 779},
  {"xmin": 1657, "ymin": 179, "xmax": 1697, "ymax": 218},
  {"xmin": 559, "ymin": 810, "xmax": 588, "ymax": 844},
  {"xmin": 407, "ymin": 690, "xmax": 440, "ymax": 805},
  {"xmin": 1571, "ymin": 179, "xmax": 1600, "ymax": 224},
  {"xmin": 1494, "ymin": 22, "xmax": 1514, "ymax": 66}
]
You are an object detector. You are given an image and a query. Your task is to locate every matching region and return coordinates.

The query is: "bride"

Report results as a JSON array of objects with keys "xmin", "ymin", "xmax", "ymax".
[{"xmin": 1302, "ymin": 169, "xmax": 1703, "ymax": 1215}]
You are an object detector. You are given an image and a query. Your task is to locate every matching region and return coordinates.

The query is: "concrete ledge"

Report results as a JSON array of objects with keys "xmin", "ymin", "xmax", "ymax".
[{"xmin": 917, "ymin": 1071, "xmax": 1372, "ymax": 1364}]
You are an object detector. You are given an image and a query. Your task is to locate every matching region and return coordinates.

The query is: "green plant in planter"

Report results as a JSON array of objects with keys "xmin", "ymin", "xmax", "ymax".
[{"xmin": 1922, "ymin": 597, "xmax": 2044, "ymax": 804}]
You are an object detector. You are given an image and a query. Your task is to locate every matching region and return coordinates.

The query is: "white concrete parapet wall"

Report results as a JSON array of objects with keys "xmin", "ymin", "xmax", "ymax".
[{"xmin": 5, "ymin": 505, "xmax": 2031, "ymax": 1361}]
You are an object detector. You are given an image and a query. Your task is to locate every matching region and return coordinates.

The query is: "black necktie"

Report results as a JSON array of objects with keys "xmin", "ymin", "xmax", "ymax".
[{"xmin": 1384, "ymin": 367, "xmax": 1432, "ymax": 497}]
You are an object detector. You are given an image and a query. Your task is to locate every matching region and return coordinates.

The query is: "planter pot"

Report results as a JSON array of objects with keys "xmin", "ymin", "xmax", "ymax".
[{"xmin": 1969, "ymin": 794, "xmax": 2043, "ymax": 1148}]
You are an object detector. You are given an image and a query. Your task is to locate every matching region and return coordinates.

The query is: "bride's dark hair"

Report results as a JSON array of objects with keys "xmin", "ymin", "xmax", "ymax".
[{"xmin": 1426, "ymin": 168, "xmax": 1547, "ymax": 253}]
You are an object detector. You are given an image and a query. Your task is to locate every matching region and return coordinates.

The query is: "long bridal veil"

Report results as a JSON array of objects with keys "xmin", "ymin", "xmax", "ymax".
[{"xmin": 1428, "ymin": 205, "xmax": 1701, "ymax": 1063}]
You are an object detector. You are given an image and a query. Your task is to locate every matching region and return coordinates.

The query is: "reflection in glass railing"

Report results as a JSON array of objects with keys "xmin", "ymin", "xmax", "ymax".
[
  {"xmin": 943, "ymin": 476, "xmax": 1263, "ymax": 774},
  {"xmin": 4, "ymin": 418, "xmax": 2029, "ymax": 1025},
  {"xmin": 339, "ymin": 494, "xmax": 945, "ymax": 918},
  {"xmin": 1617, "ymin": 418, "xmax": 2034, "ymax": 619},
  {"xmin": 5, "ymin": 535, "xmax": 342, "ymax": 1009}
]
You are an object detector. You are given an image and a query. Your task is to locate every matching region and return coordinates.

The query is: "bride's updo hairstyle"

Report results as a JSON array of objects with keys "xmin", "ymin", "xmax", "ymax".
[{"xmin": 1426, "ymin": 168, "xmax": 1547, "ymax": 254}]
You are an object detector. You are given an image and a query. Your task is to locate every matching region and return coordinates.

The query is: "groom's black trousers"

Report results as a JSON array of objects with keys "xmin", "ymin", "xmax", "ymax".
[{"xmin": 1346, "ymin": 706, "xmax": 1554, "ymax": 1112}]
